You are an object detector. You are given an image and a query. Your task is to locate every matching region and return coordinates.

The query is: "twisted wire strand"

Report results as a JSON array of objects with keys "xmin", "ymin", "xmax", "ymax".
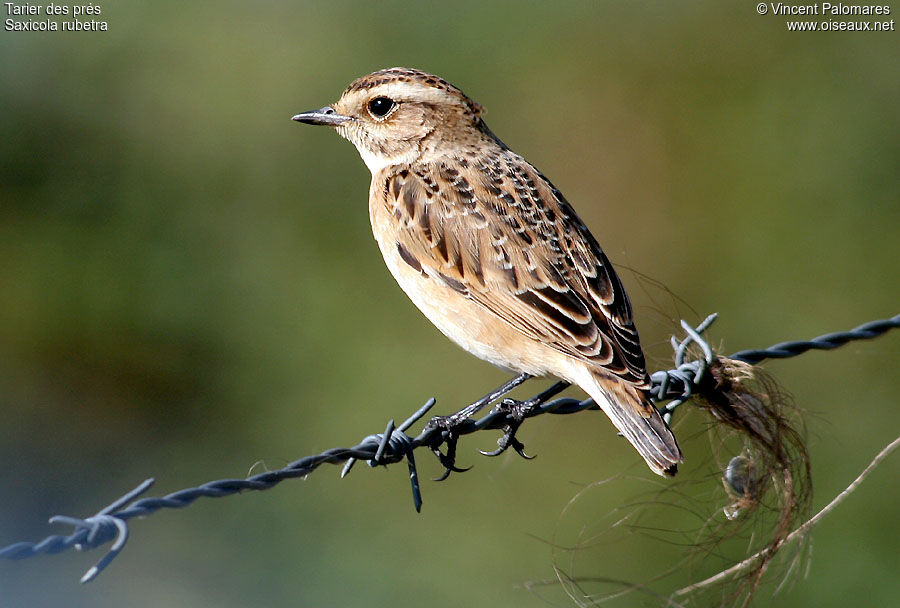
[
  {"xmin": 729, "ymin": 313, "xmax": 900, "ymax": 364},
  {"xmin": 1, "ymin": 312, "xmax": 897, "ymax": 583}
]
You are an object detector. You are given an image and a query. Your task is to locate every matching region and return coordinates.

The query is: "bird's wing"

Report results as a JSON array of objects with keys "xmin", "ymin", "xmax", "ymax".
[{"xmin": 379, "ymin": 153, "xmax": 650, "ymax": 390}]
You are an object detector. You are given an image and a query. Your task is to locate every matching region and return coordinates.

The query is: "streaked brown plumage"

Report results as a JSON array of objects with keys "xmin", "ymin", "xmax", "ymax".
[{"xmin": 293, "ymin": 68, "xmax": 683, "ymax": 476}]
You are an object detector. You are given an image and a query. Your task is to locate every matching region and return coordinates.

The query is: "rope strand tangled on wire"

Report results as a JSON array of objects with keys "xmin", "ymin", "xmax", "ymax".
[{"xmin": 1, "ymin": 312, "xmax": 898, "ymax": 584}]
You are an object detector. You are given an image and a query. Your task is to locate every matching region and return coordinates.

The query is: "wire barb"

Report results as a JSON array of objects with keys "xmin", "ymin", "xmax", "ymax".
[
  {"xmin": 2, "ymin": 312, "xmax": 898, "ymax": 582},
  {"xmin": 649, "ymin": 313, "xmax": 718, "ymax": 424}
]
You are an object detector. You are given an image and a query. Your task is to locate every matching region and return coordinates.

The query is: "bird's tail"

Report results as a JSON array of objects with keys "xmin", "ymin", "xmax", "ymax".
[{"xmin": 576, "ymin": 368, "xmax": 684, "ymax": 477}]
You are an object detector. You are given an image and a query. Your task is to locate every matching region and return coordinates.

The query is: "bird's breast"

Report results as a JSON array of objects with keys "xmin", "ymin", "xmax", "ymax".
[{"xmin": 368, "ymin": 191, "xmax": 555, "ymax": 376}]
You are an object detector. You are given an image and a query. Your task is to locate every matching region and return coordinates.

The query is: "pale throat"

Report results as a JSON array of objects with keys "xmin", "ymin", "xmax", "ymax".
[
  {"xmin": 354, "ymin": 144, "xmax": 417, "ymax": 174},
  {"xmin": 338, "ymin": 126, "xmax": 421, "ymax": 174}
]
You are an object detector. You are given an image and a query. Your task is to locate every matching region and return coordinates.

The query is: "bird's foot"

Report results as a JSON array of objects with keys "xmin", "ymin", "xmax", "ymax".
[
  {"xmin": 480, "ymin": 398, "xmax": 536, "ymax": 459},
  {"xmin": 424, "ymin": 411, "xmax": 474, "ymax": 432},
  {"xmin": 424, "ymin": 416, "xmax": 474, "ymax": 481},
  {"xmin": 423, "ymin": 373, "xmax": 542, "ymax": 478}
]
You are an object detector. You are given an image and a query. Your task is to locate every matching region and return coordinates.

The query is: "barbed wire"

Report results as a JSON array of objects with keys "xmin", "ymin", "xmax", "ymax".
[
  {"xmin": 728, "ymin": 315, "xmax": 900, "ymax": 364},
  {"xmin": 2, "ymin": 312, "xmax": 898, "ymax": 584}
]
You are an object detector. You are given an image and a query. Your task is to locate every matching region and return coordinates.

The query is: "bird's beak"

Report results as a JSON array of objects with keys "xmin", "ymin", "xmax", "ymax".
[{"xmin": 291, "ymin": 106, "xmax": 352, "ymax": 127}]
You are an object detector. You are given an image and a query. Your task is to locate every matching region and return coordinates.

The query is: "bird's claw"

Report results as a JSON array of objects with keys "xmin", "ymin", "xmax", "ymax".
[
  {"xmin": 498, "ymin": 397, "xmax": 536, "ymax": 420},
  {"xmin": 480, "ymin": 432, "xmax": 534, "ymax": 459},
  {"xmin": 425, "ymin": 387, "xmax": 542, "ymax": 477},
  {"xmin": 480, "ymin": 398, "xmax": 536, "ymax": 459},
  {"xmin": 430, "ymin": 434, "xmax": 472, "ymax": 481},
  {"xmin": 433, "ymin": 462, "xmax": 472, "ymax": 482}
]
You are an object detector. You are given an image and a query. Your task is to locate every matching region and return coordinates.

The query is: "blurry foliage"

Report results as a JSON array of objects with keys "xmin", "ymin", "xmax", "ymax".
[{"xmin": 1, "ymin": 1, "xmax": 898, "ymax": 607}]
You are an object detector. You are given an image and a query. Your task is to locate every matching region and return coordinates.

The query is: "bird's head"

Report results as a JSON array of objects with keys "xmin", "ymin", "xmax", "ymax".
[{"xmin": 292, "ymin": 68, "xmax": 487, "ymax": 173}]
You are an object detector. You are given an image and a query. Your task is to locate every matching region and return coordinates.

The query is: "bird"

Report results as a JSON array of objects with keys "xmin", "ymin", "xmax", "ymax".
[{"xmin": 292, "ymin": 68, "xmax": 683, "ymax": 476}]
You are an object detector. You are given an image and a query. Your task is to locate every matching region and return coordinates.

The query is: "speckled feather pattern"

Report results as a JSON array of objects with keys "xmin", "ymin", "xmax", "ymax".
[{"xmin": 379, "ymin": 153, "xmax": 649, "ymax": 386}]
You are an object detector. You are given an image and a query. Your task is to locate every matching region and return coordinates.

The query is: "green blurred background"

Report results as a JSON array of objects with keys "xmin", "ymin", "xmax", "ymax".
[{"xmin": 2, "ymin": 1, "xmax": 898, "ymax": 606}]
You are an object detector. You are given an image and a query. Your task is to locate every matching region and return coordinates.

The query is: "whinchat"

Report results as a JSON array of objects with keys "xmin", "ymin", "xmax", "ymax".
[{"xmin": 292, "ymin": 68, "xmax": 683, "ymax": 476}]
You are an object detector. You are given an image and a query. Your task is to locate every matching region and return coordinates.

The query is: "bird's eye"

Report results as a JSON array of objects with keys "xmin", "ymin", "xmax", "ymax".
[{"xmin": 368, "ymin": 97, "xmax": 396, "ymax": 118}]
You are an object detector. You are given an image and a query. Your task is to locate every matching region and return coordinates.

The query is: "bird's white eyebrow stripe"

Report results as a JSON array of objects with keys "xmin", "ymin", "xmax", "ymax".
[{"xmin": 352, "ymin": 81, "xmax": 460, "ymax": 106}]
